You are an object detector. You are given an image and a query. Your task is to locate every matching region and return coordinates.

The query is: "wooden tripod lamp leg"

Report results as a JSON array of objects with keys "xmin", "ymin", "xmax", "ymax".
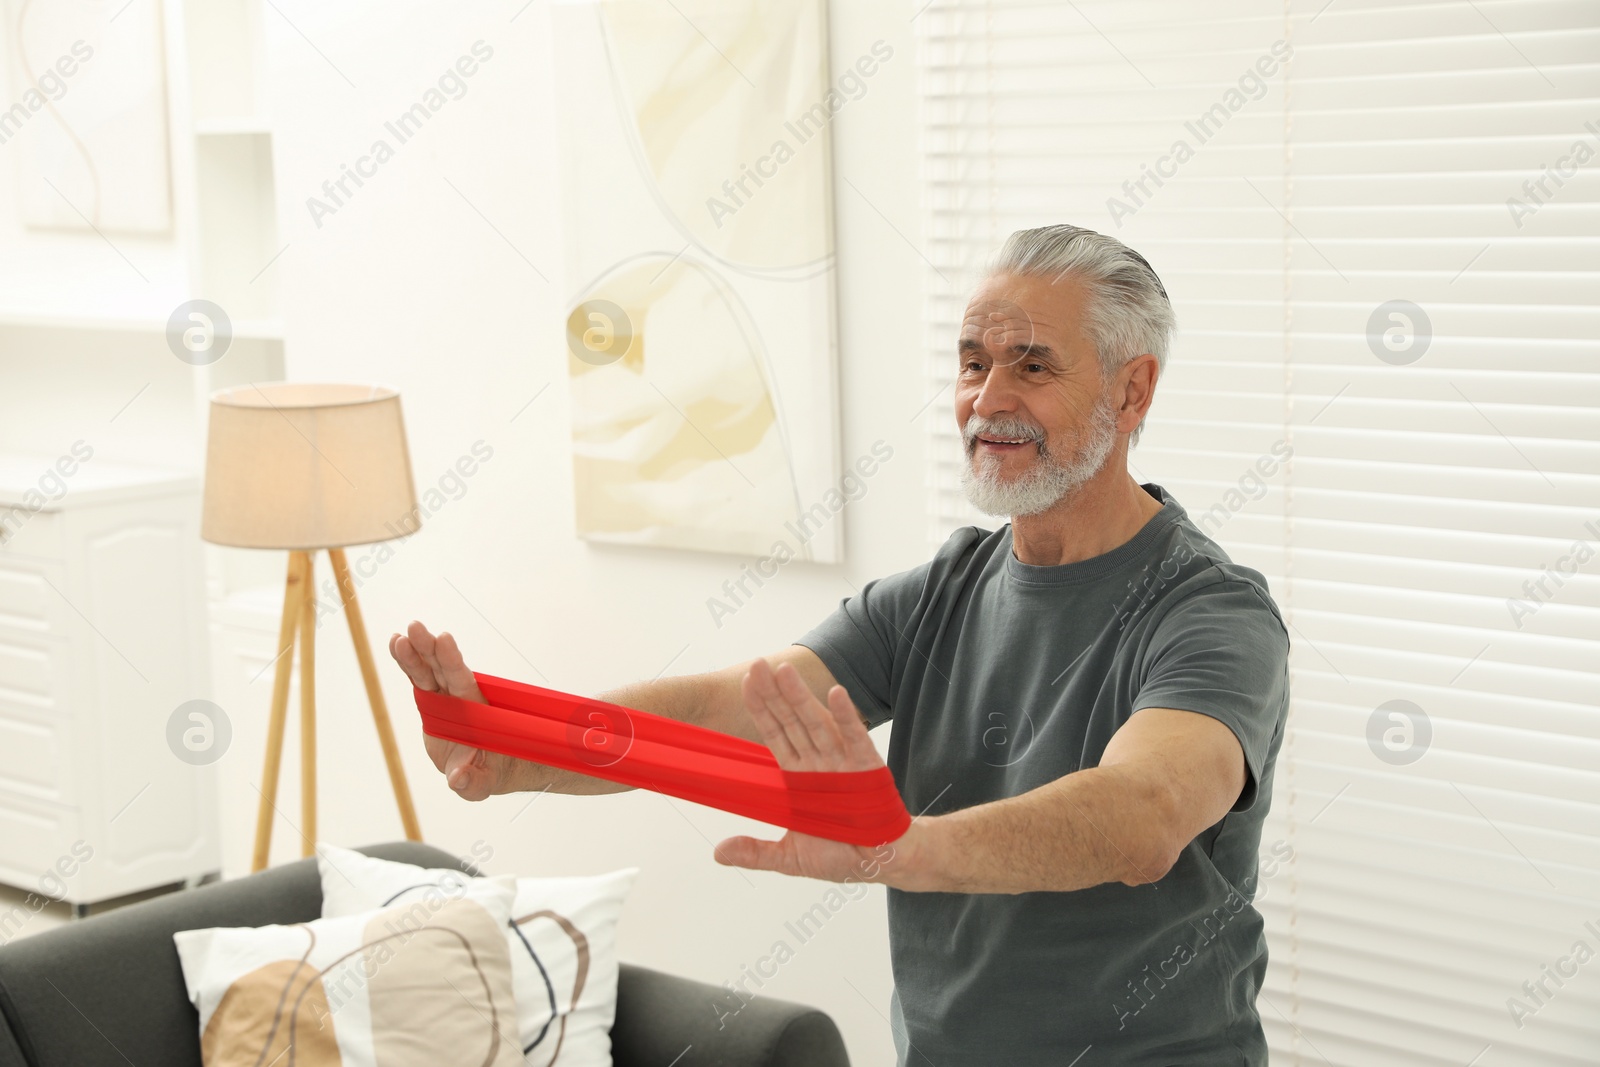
[
  {"xmin": 252, "ymin": 551, "xmax": 306, "ymax": 873},
  {"xmin": 328, "ymin": 547, "xmax": 422, "ymax": 841},
  {"xmin": 299, "ymin": 551, "xmax": 319, "ymax": 856}
]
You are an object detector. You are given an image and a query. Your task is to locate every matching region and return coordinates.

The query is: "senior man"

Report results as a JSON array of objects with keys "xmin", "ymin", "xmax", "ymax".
[{"xmin": 392, "ymin": 223, "xmax": 1290, "ymax": 1065}]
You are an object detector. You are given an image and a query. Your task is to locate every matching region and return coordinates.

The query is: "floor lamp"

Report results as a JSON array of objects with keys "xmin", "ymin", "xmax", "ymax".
[{"xmin": 200, "ymin": 382, "xmax": 424, "ymax": 872}]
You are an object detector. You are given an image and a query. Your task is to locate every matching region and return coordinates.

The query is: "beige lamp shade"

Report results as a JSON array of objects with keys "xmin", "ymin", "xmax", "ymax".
[{"xmin": 201, "ymin": 382, "xmax": 421, "ymax": 550}]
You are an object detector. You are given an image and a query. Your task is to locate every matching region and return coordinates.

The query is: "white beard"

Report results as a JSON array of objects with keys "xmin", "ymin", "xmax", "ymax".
[{"xmin": 959, "ymin": 390, "xmax": 1119, "ymax": 518}]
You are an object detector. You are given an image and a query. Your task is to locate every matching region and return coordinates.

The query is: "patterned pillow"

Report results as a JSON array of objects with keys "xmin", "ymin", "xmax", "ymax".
[
  {"xmin": 173, "ymin": 873, "xmax": 522, "ymax": 1065},
  {"xmin": 316, "ymin": 842, "xmax": 638, "ymax": 1067}
]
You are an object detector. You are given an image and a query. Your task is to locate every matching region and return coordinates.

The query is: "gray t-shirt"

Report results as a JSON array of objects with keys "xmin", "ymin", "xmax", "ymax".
[{"xmin": 795, "ymin": 483, "xmax": 1290, "ymax": 1066}]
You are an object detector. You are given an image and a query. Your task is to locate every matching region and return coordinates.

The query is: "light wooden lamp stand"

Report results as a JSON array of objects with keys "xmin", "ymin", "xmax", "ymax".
[{"xmin": 252, "ymin": 548, "xmax": 421, "ymax": 872}]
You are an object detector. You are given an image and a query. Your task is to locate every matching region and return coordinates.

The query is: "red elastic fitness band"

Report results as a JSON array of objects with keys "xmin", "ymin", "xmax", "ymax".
[{"xmin": 412, "ymin": 672, "xmax": 912, "ymax": 847}]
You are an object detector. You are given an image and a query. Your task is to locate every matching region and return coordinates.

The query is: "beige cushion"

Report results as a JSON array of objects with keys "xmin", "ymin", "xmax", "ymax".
[
  {"xmin": 173, "ymin": 873, "xmax": 522, "ymax": 1066},
  {"xmin": 316, "ymin": 842, "xmax": 637, "ymax": 1067}
]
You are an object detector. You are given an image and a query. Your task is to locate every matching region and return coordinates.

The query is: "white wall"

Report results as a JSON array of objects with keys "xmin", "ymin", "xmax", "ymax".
[{"xmin": 230, "ymin": 2, "xmax": 931, "ymax": 1062}]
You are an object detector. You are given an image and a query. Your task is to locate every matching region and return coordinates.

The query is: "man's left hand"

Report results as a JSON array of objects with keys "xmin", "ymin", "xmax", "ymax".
[{"xmin": 713, "ymin": 658, "xmax": 934, "ymax": 889}]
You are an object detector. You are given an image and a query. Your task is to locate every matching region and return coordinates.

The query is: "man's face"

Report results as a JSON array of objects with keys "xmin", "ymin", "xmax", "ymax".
[{"xmin": 955, "ymin": 272, "xmax": 1121, "ymax": 518}]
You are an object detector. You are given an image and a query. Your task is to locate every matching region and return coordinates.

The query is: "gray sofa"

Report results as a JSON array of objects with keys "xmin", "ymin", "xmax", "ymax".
[{"xmin": 0, "ymin": 841, "xmax": 849, "ymax": 1067}]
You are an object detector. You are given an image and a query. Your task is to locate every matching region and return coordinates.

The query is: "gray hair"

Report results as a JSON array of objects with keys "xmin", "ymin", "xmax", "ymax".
[{"xmin": 983, "ymin": 224, "xmax": 1176, "ymax": 447}]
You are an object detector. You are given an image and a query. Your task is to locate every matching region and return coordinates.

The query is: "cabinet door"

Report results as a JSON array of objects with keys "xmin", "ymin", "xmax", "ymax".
[{"xmin": 64, "ymin": 500, "xmax": 219, "ymax": 901}]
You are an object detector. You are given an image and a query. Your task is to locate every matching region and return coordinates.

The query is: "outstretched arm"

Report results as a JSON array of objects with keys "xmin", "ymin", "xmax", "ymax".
[
  {"xmin": 909, "ymin": 706, "xmax": 1246, "ymax": 891},
  {"xmin": 715, "ymin": 660, "xmax": 1246, "ymax": 893},
  {"xmin": 390, "ymin": 621, "xmax": 843, "ymax": 801}
]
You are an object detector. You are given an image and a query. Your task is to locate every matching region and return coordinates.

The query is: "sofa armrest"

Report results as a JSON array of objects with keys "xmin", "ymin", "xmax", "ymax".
[
  {"xmin": 0, "ymin": 1012, "xmax": 25, "ymax": 1067},
  {"xmin": 611, "ymin": 961, "xmax": 850, "ymax": 1067}
]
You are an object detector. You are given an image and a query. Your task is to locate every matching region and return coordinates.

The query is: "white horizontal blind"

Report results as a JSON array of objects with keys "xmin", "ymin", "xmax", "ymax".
[{"xmin": 914, "ymin": 2, "xmax": 1600, "ymax": 1065}]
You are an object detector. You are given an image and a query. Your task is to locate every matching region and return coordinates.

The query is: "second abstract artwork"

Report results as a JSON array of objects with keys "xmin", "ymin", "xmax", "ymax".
[{"xmin": 553, "ymin": 0, "xmax": 843, "ymax": 562}]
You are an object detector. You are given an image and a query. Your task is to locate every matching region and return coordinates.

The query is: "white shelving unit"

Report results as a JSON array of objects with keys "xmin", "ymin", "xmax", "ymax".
[
  {"xmin": 0, "ymin": 456, "xmax": 220, "ymax": 911},
  {"xmin": 176, "ymin": 0, "xmax": 285, "ymax": 459},
  {"xmin": 175, "ymin": 0, "xmax": 293, "ymax": 604}
]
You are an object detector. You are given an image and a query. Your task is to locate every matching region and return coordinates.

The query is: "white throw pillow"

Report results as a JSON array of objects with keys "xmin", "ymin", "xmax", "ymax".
[
  {"xmin": 316, "ymin": 842, "xmax": 638, "ymax": 1067},
  {"xmin": 173, "ymin": 873, "xmax": 522, "ymax": 1066}
]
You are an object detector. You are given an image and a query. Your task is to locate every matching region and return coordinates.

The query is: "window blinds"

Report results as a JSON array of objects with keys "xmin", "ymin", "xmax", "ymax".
[{"xmin": 914, "ymin": 2, "xmax": 1600, "ymax": 1064}]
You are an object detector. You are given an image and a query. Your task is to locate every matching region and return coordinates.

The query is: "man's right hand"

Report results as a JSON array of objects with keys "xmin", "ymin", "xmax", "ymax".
[{"xmin": 389, "ymin": 620, "xmax": 515, "ymax": 801}]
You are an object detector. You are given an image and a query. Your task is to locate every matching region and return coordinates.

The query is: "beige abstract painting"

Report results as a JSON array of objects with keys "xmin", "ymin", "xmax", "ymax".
[
  {"xmin": 5, "ymin": 0, "xmax": 174, "ymax": 233},
  {"xmin": 553, "ymin": 0, "xmax": 842, "ymax": 562}
]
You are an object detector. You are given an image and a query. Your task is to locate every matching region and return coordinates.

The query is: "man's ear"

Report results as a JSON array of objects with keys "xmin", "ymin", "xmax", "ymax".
[{"xmin": 1115, "ymin": 354, "xmax": 1159, "ymax": 434}]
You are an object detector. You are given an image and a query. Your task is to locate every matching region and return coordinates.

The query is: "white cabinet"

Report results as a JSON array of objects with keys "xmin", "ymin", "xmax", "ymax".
[{"xmin": 0, "ymin": 453, "xmax": 220, "ymax": 911}]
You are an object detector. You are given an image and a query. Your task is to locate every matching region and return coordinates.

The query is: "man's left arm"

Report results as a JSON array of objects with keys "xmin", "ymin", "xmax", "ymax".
[
  {"xmin": 716, "ymin": 578, "xmax": 1288, "ymax": 893},
  {"xmin": 715, "ymin": 671, "xmax": 1247, "ymax": 892},
  {"xmin": 895, "ymin": 706, "xmax": 1244, "ymax": 892}
]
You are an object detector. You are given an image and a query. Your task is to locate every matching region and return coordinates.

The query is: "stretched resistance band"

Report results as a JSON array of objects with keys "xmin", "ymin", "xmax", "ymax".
[{"xmin": 412, "ymin": 672, "xmax": 911, "ymax": 847}]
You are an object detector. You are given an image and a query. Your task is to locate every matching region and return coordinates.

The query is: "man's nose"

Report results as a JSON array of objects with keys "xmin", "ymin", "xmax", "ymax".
[{"xmin": 972, "ymin": 361, "xmax": 1020, "ymax": 418}]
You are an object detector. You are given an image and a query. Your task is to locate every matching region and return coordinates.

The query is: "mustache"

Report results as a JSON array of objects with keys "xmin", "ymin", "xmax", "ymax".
[{"xmin": 963, "ymin": 418, "xmax": 1044, "ymax": 445}]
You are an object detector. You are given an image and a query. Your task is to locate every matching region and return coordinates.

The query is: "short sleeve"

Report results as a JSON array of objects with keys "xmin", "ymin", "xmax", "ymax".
[
  {"xmin": 1132, "ymin": 574, "xmax": 1290, "ymax": 813},
  {"xmin": 793, "ymin": 559, "xmax": 935, "ymax": 730}
]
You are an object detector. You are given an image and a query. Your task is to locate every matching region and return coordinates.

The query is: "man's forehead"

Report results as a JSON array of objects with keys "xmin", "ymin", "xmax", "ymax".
[
  {"xmin": 959, "ymin": 274, "xmax": 1085, "ymax": 342},
  {"xmin": 960, "ymin": 298, "xmax": 1046, "ymax": 331},
  {"xmin": 958, "ymin": 298, "xmax": 1059, "ymax": 349}
]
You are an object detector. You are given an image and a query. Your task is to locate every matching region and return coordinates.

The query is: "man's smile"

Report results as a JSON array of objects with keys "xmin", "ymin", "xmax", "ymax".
[{"xmin": 976, "ymin": 436, "xmax": 1035, "ymax": 454}]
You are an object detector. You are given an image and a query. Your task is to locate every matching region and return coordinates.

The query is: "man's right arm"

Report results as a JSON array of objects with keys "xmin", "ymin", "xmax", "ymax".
[{"xmin": 391, "ymin": 622, "xmax": 843, "ymax": 799}]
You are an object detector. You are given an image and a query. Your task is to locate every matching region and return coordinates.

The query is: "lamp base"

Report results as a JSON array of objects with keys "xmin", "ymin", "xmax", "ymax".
[{"xmin": 250, "ymin": 549, "xmax": 422, "ymax": 872}]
